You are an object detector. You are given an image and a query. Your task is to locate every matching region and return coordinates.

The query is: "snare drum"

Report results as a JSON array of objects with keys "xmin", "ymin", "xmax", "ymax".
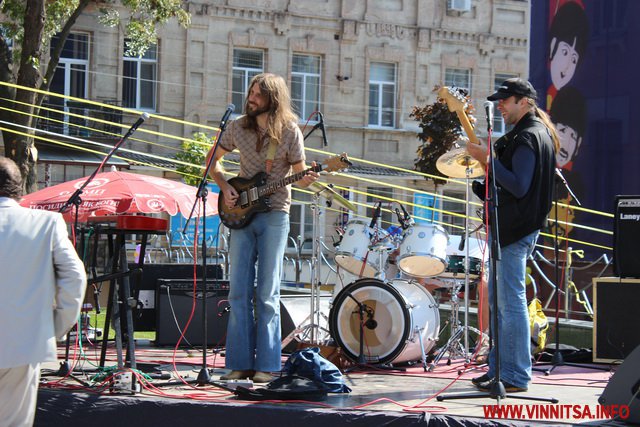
[
  {"xmin": 397, "ymin": 224, "xmax": 449, "ymax": 278},
  {"xmin": 335, "ymin": 220, "xmax": 389, "ymax": 278},
  {"xmin": 329, "ymin": 278, "xmax": 440, "ymax": 364}
]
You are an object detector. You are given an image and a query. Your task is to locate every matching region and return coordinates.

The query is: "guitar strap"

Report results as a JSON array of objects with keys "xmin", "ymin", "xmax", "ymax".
[{"xmin": 265, "ymin": 138, "xmax": 278, "ymax": 174}]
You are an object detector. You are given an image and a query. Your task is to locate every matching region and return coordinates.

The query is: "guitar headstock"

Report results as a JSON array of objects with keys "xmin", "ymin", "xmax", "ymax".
[
  {"xmin": 437, "ymin": 86, "xmax": 468, "ymax": 114},
  {"xmin": 322, "ymin": 152, "xmax": 352, "ymax": 173}
]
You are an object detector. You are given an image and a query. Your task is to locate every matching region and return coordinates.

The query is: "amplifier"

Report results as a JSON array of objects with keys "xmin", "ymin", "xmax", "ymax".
[
  {"xmin": 613, "ymin": 196, "xmax": 640, "ymax": 278},
  {"xmin": 130, "ymin": 263, "xmax": 223, "ymax": 331},
  {"xmin": 155, "ymin": 279, "xmax": 230, "ymax": 347},
  {"xmin": 593, "ymin": 277, "xmax": 640, "ymax": 363}
]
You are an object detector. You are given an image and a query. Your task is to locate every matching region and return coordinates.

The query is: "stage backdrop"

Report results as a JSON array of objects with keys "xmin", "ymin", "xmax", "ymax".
[{"xmin": 529, "ymin": 0, "xmax": 639, "ymax": 259}]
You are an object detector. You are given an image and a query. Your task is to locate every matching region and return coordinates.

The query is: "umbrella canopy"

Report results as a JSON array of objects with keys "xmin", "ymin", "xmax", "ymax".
[{"xmin": 20, "ymin": 170, "xmax": 218, "ymax": 221}]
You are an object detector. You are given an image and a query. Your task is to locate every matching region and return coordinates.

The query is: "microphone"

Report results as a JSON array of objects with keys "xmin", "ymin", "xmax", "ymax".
[
  {"xmin": 123, "ymin": 112, "xmax": 150, "ymax": 139},
  {"xmin": 317, "ymin": 112, "xmax": 328, "ymax": 146},
  {"xmin": 219, "ymin": 104, "xmax": 235, "ymax": 130},
  {"xmin": 369, "ymin": 201, "xmax": 381, "ymax": 229},
  {"xmin": 394, "ymin": 208, "xmax": 405, "ymax": 228},
  {"xmin": 398, "ymin": 202, "xmax": 414, "ymax": 228},
  {"xmin": 484, "ymin": 101, "xmax": 494, "ymax": 131},
  {"xmin": 459, "ymin": 234, "xmax": 466, "ymax": 251},
  {"xmin": 364, "ymin": 306, "xmax": 377, "ymax": 330}
]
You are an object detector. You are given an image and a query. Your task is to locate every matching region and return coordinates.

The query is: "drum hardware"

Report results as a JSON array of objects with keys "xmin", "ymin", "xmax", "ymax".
[
  {"xmin": 282, "ymin": 188, "xmax": 336, "ymax": 346},
  {"xmin": 427, "ymin": 280, "xmax": 486, "ymax": 371},
  {"xmin": 431, "ymin": 143, "xmax": 485, "ymax": 363}
]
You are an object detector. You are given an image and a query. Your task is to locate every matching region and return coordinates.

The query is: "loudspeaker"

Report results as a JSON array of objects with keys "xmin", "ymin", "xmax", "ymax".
[
  {"xmin": 613, "ymin": 195, "xmax": 640, "ymax": 278},
  {"xmin": 130, "ymin": 263, "xmax": 223, "ymax": 331},
  {"xmin": 155, "ymin": 279, "xmax": 230, "ymax": 347},
  {"xmin": 599, "ymin": 344, "xmax": 640, "ymax": 424},
  {"xmin": 593, "ymin": 277, "xmax": 640, "ymax": 363}
]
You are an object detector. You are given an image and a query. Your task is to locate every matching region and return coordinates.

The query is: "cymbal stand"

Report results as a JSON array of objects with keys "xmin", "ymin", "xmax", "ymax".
[
  {"xmin": 281, "ymin": 191, "xmax": 330, "ymax": 347},
  {"xmin": 429, "ymin": 169, "xmax": 479, "ymax": 369}
]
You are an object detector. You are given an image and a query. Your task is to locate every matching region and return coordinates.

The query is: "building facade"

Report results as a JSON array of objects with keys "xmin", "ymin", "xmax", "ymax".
[{"xmin": 35, "ymin": 0, "xmax": 530, "ymax": 255}]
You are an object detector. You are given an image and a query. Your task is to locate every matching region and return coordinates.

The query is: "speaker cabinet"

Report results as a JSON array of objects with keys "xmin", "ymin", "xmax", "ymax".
[
  {"xmin": 613, "ymin": 196, "xmax": 640, "ymax": 278},
  {"xmin": 155, "ymin": 279, "xmax": 230, "ymax": 347},
  {"xmin": 599, "ymin": 344, "xmax": 640, "ymax": 424},
  {"xmin": 593, "ymin": 277, "xmax": 640, "ymax": 363},
  {"xmin": 130, "ymin": 263, "xmax": 223, "ymax": 331}
]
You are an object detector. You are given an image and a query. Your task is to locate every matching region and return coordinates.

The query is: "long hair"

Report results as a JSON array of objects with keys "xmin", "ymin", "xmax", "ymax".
[
  {"xmin": 242, "ymin": 73, "xmax": 298, "ymax": 144},
  {"xmin": 526, "ymin": 98, "xmax": 560, "ymax": 153},
  {"xmin": 0, "ymin": 157, "xmax": 23, "ymax": 200}
]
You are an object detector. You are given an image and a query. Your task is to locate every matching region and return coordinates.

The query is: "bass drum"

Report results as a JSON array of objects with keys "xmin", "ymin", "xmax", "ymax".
[{"xmin": 329, "ymin": 278, "xmax": 439, "ymax": 365}]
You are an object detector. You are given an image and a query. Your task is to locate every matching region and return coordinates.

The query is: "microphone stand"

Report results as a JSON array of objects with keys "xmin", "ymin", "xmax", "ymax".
[
  {"xmin": 438, "ymin": 112, "xmax": 557, "ymax": 404},
  {"xmin": 532, "ymin": 170, "xmax": 608, "ymax": 374},
  {"xmin": 183, "ymin": 104, "xmax": 234, "ymax": 385},
  {"xmin": 46, "ymin": 113, "xmax": 148, "ymax": 381}
]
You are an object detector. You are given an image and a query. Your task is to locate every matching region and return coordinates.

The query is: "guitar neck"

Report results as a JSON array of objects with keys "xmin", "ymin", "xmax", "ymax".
[
  {"xmin": 258, "ymin": 164, "xmax": 322, "ymax": 197},
  {"xmin": 454, "ymin": 110, "xmax": 480, "ymax": 145}
]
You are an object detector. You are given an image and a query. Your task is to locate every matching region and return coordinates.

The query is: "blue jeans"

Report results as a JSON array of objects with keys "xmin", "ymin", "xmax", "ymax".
[
  {"xmin": 225, "ymin": 211, "xmax": 289, "ymax": 372},
  {"xmin": 486, "ymin": 231, "xmax": 539, "ymax": 388}
]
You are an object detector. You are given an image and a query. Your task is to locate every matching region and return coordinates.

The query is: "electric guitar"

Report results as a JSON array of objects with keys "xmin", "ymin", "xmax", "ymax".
[
  {"xmin": 218, "ymin": 153, "xmax": 352, "ymax": 229},
  {"xmin": 437, "ymin": 86, "xmax": 480, "ymax": 145}
]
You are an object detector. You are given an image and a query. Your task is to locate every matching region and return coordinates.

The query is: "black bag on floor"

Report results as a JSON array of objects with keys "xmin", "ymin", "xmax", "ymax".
[{"xmin": 233, "ymin": 375, "xmax": 328, "ymax": 401}]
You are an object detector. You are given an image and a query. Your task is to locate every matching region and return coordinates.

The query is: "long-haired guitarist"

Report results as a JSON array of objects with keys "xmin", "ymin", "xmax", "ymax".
[
  {"xmin": 466, "ymin": 78, "xmax": 558, "ymax": 393},
  {"xmin": 206, "ymin": 73, "xmax": 318, "ymax": 383}
]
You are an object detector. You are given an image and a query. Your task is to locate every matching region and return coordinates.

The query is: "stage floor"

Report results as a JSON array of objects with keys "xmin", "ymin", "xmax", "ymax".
[{"xmin": 33, "ymin": 342, "xmax": 624, "ymax": 427}]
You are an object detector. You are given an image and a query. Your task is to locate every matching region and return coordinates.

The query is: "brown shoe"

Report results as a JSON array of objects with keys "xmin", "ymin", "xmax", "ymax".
[
  {"xmin": 251, "ymin": 371, "xmax": 273, "ymax": 383},
  {"xmin": 220, "ymin": 370, "xmax": 253, "ymax": 380}
]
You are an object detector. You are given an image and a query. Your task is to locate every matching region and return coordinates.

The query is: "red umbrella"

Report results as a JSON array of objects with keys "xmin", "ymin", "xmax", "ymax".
[{"xmin": 20, "ymin": 170, "xmax": 218, "ymax": 221}]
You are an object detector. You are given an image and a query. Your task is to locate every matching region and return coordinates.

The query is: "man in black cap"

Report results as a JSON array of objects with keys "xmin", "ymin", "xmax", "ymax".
[{"xmin": 466, "ymin": 77, "xmax": 558, "ymax": 392}]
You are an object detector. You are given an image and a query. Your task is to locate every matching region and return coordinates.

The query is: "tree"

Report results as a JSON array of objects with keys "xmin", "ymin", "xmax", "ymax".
[
  {"xmin": 174, "ymin": 132, "xmax": 213, "ymax": 187},
  {"xmin": 0, "ymin": 0, "xmax": 190, "ymax": 193},
  {"xmin": 411, "ymin": 87, "xmax": 476, "ymax": 187}
]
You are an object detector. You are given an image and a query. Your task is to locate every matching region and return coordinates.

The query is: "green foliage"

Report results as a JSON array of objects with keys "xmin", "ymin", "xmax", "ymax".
[
  {"xmin": 411, "ymin": 87, "xmax": 476, "ymax": 186},
  {"xmin": 175, "ymin": 132, "xmax": 214, "ymax": 186}
]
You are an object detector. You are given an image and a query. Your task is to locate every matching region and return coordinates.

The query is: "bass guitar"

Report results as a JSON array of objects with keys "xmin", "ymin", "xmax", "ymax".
[{"xmin": 218, "ymin": 153, "xmax": 351, "ymax": 229}]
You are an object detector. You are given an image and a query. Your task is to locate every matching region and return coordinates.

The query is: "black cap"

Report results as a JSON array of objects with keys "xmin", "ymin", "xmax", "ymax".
[{"xmin": 487, "ymin": 78, "xmax": 537, "ymax": 101}]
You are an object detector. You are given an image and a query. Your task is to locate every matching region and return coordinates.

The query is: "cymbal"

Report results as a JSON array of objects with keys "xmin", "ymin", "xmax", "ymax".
[
  {"xmin": 310, "ymin": 182, "xmax": 356, "ymax": 211},
  {"xmin": 436, "ymin": 147, "xmax": 484, "ymax": 178}
]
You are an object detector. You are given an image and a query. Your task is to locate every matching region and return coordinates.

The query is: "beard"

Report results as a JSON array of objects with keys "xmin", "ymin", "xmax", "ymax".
[{"xmin": 246, "ymin": 102, "xmax": 270, "ymax": 117}]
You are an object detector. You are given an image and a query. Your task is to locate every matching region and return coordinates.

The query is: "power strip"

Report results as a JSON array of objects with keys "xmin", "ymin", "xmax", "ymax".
[{"xmin": 110, "ymin": 371, "xmax": 141, "ymax": 394}]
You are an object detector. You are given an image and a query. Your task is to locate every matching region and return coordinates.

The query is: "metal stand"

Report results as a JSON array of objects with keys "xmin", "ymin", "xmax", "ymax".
[
  {"xmin": 532, "ymin": 173, "xmax": 608, "ymax": 375},
  {"xmin": 428, "ymin": 280, "xmax": 485, "ymax": 370},
  {"xmin": 428, "ymin": 170, "xmax": 479, "ymax": 369},
  {"xmin": 281, "ymin": 190, "xmax": 330, "ymax": 347}
]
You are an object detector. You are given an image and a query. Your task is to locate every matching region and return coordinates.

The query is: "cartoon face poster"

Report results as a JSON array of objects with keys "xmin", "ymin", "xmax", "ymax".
[{"xmin": 530, "ymin": 0, "xmax": 639, "ymax": 259}]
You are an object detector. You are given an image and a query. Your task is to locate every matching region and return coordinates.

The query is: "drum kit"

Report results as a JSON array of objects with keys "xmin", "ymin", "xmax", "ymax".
[{"xmin": 293, "ymin": 145, "xmax": 490, "ymax": 369}]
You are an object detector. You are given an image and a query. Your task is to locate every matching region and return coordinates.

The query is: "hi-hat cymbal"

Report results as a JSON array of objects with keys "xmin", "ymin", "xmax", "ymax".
[
  {"xmin": 436, "ymin": 147, "xmax": 484, "ymax": 178},
  {"xmin": 310, "ymin": 182, "xmax": 356, "ymax": 211}
]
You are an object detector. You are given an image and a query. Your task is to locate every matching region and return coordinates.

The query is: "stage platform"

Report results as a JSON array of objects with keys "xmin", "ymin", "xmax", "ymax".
[{"xmin": 33, "ymin": 342, "xmax": 624, "ymax": 427}]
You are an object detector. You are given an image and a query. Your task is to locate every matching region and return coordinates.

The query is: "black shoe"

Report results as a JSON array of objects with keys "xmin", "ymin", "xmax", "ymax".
[
  {"xmin": 471, "ymin": 373, "xmax": 492, "ymax": 385},
  {"xmin": 476, "ymin": 379, "xmax": 528, "ymax": 393}
]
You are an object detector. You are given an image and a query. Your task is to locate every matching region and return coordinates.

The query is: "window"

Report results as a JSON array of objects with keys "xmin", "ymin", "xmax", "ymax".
[
  {"xmin": 232, "ymin": 49, "xmax": 264, "ymax": 110},
  {"xmin": 441, "ymin": 190, "xmax": 465, "ymax": 235},
  {"xmin": 48, "ymin": 33, "xmax": 89, "ymax": 136},
  {"xmin": 368, "ymin": 62, "xmax": 396, "ymax": 128},
  {"xmin": 444, "ymin": 68, "xmax": 471, "ymax": 94},
  {"xmin": 123, "ymin": 42, "xmax": 157, "ymax": 110},
  {"xmin": 287, "ymin": 191, "xmax": 313, "ymax": 255},
  {"xmin": 492, "ymin": 73, "xmax": 518, "ymax": 135},
  {"xmin": 291, "ymin": 54, "xmax": 321, "ymax": 122}
]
